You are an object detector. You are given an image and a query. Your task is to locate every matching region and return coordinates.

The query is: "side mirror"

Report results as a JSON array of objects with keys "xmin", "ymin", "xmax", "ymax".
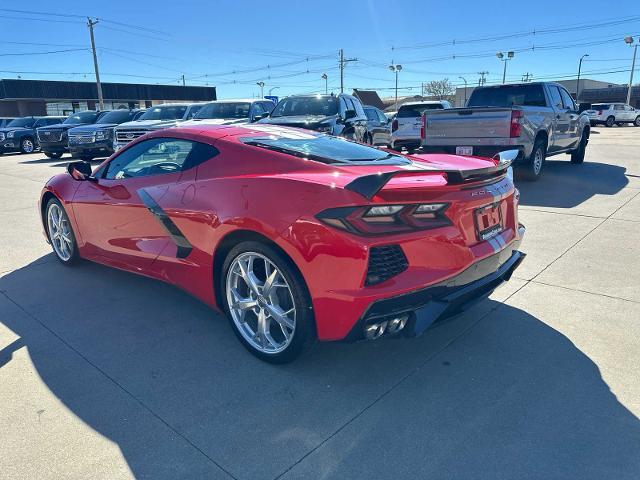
[
  {"xmin": 492, "ymin": 149, "xmax": 519, "ymax": 165},
  {"xmin": 67, "ymin": 161, "xmax": 94, "ymax": 181},
  {"xmin": 344, "ymin": 109, "xmax": 357, "ymax": 121}
]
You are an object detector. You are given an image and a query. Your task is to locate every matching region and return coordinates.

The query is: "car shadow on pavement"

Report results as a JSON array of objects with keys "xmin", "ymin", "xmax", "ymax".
[
  {"xmin": 18, "ymin": 156, "xmax": 70, "ymax": 166},
  {"xmin": 516, "ymin": 160, "xmax": 628, "ymax": 209},
  {"xmin": 1, "ymin": 257, "xmax": 639, "ymax": 479}
]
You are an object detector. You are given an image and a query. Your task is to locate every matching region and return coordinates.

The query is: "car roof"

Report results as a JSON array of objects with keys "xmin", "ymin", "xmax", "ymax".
[{"xmin": 400, "ymin": 101, "xmax": 448, "ymax": 107}]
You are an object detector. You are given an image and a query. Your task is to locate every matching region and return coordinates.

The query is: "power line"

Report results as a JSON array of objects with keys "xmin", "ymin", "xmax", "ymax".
[{"xmin": 0, "ymin": 48, "xmax": 88, "ymax": 56}]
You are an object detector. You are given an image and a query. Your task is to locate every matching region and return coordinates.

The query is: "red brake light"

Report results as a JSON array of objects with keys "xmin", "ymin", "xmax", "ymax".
[
  {"xmin": 392, "ymin": 119, "xmax": 398, "ymax": 132},
  {"xmin": 597, "ymin": 110, "xmax": 603, "ymax": 115},
  {"xmin": 510, "ymin": 110, "xmax": 523, "ymax": 138},
  {"xmin": 420, "ymin": 114, "xmax": 426, "ymax": 139}
]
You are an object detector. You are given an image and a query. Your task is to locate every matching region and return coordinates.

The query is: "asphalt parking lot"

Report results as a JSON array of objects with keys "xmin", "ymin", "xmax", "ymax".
[{"xmin": 1, "ymin": 127, "xmax": 639, "ymax": 479}]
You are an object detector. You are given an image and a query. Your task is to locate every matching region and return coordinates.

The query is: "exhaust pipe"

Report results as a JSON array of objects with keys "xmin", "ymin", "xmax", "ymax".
[{"xmin": 364, "ymin": 314, "xmax": 409, "ymax": 340}]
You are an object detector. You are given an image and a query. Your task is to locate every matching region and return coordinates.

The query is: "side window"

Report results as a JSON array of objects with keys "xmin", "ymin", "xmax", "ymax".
[
  {"xmin": 352, "ymin": 97, "xmax": 366, "ymax": 117},
  {"xmin": 614, "ymin": 104, "xmax": 624, "ymax": 111},
  {"xmin": 547, "ymin": 86, "xmax": 563, "ymax": 109},
  {"xmin": 559, "ymin": 89, "xmax": 575, "ymax": 110},
  {"xmin": 186, "ymin": 105, "xmax": 202, "ymax": 119},
  {"xmin": 377, "ymin": 110, "xmax": 389, "ymax": 123},
  {"xmin": 103, "ymin": 138, "xmax": 217, "ymax": 180},
  {"xmin": 252, "ymin": 103, "xmax": 266, "ymax": 118},
  {"xmin": 364, "ymin": 109, "xmax": 377, "ymax": 122}
]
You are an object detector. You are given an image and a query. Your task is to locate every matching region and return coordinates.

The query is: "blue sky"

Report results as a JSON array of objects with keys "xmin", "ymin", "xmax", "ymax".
[{"xmin": 1, "ymin": 1, "xmax": 639, "ymax": 99}]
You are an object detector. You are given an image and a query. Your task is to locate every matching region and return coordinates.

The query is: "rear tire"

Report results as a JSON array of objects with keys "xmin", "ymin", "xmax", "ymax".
[
  {"xmin": 605, "ymin": 116, "xmax": 615, "ymax": 127},
  {"xmin": 44, "ymin": 152, "xmax": 62, "ymax": 159},
  {"xmin": 517, "ymin": 137, "xmax": 546, "ymax": 182},
  {"xmin": 570, "ymin": 130, "xmax": 588, "ymax": 164},
  {"xmin": 221, "ymin": 241, "xmax": 315, "ymax": 363}
]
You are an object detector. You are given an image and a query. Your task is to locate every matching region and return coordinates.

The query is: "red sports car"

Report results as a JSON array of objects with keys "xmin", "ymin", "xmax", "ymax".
[{"xmin": 40, "ymin": 124, "xmax": 525, "ymax": 363}]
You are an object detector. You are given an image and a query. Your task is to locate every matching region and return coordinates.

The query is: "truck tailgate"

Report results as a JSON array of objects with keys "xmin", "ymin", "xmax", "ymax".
[{"xmin": 424, "ymin": 108, "xmax": 513, "ymax": 141}]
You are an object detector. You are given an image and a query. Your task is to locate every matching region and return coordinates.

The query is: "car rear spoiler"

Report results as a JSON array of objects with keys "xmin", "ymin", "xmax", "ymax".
[{"xmin": 344, "ymin": 149, "xmax": 518, "ymax": 200}]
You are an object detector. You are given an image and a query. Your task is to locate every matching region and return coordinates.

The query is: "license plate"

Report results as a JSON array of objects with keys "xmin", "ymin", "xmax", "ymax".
[
  {"xmin": 475, "ymin": 203, "xmax": 503, "ymax": 241},
  {"xmin": 456, "ymin": 146, "xmax": 473, "ymax": 156}
]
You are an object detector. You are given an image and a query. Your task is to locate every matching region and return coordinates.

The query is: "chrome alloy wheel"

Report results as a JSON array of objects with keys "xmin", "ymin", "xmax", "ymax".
[
  {"xmin": 47, "ymin": 203, "xmax": 73, "ymax": 261},
  {"xmin": 226, "ymin": 252, "xmax": 296, "ymax": 354},
  {"xmin": 533, "ymin": 147, "xmax": 544, "ymax": 175},
  {"xmin": 22, "ymin": 138, "xmax": 34, "ymax": 153}
]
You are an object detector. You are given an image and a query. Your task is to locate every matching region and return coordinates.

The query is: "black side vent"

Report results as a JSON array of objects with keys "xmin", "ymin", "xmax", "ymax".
[{"xmin": 366, "ymin": 245, "xmax": 408, "ymax": 286}]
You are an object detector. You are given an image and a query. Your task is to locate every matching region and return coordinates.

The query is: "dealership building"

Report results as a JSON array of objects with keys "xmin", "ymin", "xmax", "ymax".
[{"xmin": 0, "ymin": 79, "xmax": 217, "ymax": 117}]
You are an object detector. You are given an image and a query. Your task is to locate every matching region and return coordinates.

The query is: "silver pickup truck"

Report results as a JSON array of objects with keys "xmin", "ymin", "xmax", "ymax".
[{"xmin": 421, "ymin": 82, "xmax": 591, "ymax": 181}]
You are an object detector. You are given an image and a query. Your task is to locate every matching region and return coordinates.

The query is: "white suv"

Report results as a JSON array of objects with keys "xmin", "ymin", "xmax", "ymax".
[
  {"xmin": 586, "ymin": 103, "xmax": 640, "ymax": 127},
  {"xmin": 391, "ymin": 100, "xmax": 451, "ymax": 151}
]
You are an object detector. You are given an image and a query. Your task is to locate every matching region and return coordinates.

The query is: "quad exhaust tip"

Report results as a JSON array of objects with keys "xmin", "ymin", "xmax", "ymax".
[{"xmin": 364, "ymin": 314, "xmax": 410, "ymax": 340}]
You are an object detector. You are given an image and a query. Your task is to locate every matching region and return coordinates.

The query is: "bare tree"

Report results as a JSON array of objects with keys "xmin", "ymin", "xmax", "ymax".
[{"xmin": 424, "ymin": 78, "xmax": 455, "ymax": 102}]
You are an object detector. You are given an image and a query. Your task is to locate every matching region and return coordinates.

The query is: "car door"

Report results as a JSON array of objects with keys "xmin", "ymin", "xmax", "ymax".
[
  {"xmin": 623, "ymin": 104, "xmax": 635, "ymax": 122},
  {"xmin": 72, "ymin": 137, "xmax": 205, "ymax": 272},
  {"xmin": 546, "ymin": 85, "xmax": 569, "ymax": 151},
  {"xmin": 559, "ymin": 87, "xmax": 580, "ymax": 149},
  {"xmin": 375, "ymin": 108, "xmax": 391, "ymax": 145}
]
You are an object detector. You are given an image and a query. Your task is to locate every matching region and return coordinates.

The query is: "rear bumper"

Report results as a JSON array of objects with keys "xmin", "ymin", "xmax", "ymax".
[
  {"xmin": 345, "ymin": 225, "xmax": 525, "ymax": 341},
  {"xmin": 421, "ymin": 144, "xmax": 528, "ymax": 161}
]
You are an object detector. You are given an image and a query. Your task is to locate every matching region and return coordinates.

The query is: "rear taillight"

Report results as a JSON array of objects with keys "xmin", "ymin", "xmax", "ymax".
[
  {"xmin": 597, "ymin": 110, "xmax": 603, "ymax": 115},
  {"xmin": 420, "ymin": 114, "xmax": 426, "ymax": 139},
  {"xmin": 316, "ymin": 203, "xmax": 450, "ymax": 236},
  {"xmin": 391, "ymin": 119, "xmax": 398, "ymax": 132},
  {"xmin": 510, "ymin": 110, "xmax": 523, "ymax": 138}
]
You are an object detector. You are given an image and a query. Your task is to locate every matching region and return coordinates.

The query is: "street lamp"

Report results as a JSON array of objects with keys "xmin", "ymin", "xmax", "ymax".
[
  {"xmin": 576, "ymin": 54, "xmax": 589, "ymax": 102},
  {"xmin": 256, "ymin": 81, "xmax": 265, "ymax": 98},
  {"xmin": 268, "ymin": 86, "xmax": 280, "ymax": 96},
  {"xmin": 496, "ymin": 51, "xmax": 514, "ymax": 84},
  {"xmin": 458, "ymin": 76, "xmax": 468, "ymax": 106},
  {"xmin": 389, "ymin": 64, "xmax": 402, "ymax": 109},
  {"xmin": 321, "ymin": 73, "xmax": 328, "ymax": 94},
  {"xmin": 625, "ymin": 36, "xmax": 638, "ymax": 106}
]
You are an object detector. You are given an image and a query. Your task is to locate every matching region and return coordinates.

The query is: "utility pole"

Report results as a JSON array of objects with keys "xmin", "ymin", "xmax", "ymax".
[
  {"xmin": 87, "ymin": 17, "xmax": 104, "ymax": 110},
  {"xmin": 521, "ymin": 72, "xmax": 533, "ymax": 82},
  {"xmin": 576, "ymin": 54, "xmax": 588, "ymax": 101},
  {"xmin": 478, "ymin": 71, "xmax": 488, "ymax": 86},
  {"xmin": 339, "ymin": 49, "xmax": 357, "ymax": 93},
  {"xmin": 181, "ymin": 74, "xmax": 186, "ymax": 86},
  {"xmin": 624, "ymin": 37, "xmax": 638, "ymax": 105}
]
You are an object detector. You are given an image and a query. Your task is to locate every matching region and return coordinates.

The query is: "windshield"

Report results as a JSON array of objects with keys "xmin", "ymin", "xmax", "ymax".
[
  {"xmin": 97, "ymin": 110, "xmax": 135, "ymax": 124},
  {"xmin": 467, "ymin": 84, "xmax": 546, "ymax": 108},
  {"xmin": 195, "ymin": 102, "xmax": 251, "ymax": 119},
  {"xmin": 242, "ymin": 134, "xmax": 409, "ymax": 165},
  {"xmin": 6, "ymin": 118, "xmax": 35, "ymax": 128},
  {"xmin": 63, "ymin": 111, "xmax": 100, "ymax": 125},
  {"xmin": 270, "ymin": 96, "xmax": 339, "ymax": 117},
  {"xmin": 139, "ymin": 105, "xmax": 188, "ymax": 121},
  {"xmin": 397, "ymin": 104, "xmax": 444, "ymax": 118}
]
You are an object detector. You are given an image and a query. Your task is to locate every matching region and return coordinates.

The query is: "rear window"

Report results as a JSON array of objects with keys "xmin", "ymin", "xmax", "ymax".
[
  {"xmin": 397, "ymin": 103, "xmax": 444, "ymax": 118},
  {"xmin": 241, "ymin": 132, "xmax": 409, "ymax": 165},
  {"xmin": 139, "ymin": 105, "xmax": 188, "ymax": 121},
  {"xmin": 592, "ymin": 104, "xmax": 610, "ymax": 110},
  {"xmin": 467, "ymin": 85, "xmax": 546, "ymax": 107}
]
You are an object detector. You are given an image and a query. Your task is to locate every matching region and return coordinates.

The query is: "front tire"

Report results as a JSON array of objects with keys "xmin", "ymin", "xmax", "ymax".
[
  {"xmin": 44, "ymin": 152, "xmax": 63, "ymax": 159},
  {"xmin": 45, "ymin": 198, "xmax": 80, "ymax": 265},
  {"xmin": 222, "ymin": 241, "xmax": 315, "ymax": 363},
  {"xmin": 634, "ymin": 116, "xmax": 640, "ymax": 127},
  {"xmin": 605, "ymin": 116, "xmax": 615, "ymax": 127},
  {"xmin": 20, "ymin": 137, "xmax": 35, "ymax": 154},
  {"xmin": 570, "ymin": 130, "xmax": 588, "ymax": 164},
  {"xmin": 517, "ymin": 137, "xmax": 546, "ymax": 181}
]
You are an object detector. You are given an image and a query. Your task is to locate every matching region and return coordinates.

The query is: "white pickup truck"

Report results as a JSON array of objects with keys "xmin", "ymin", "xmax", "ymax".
[{"xmin": 421, "ymin": 83, "xmax": 591, "ymax": 181}]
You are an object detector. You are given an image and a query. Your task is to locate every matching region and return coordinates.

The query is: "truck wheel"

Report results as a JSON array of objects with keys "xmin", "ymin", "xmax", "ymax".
[
  {"xmin": 517, "ymin": 138, "xmax": 546, "ymax": 182},
  {"xmin": 634, "ymin": 116, "xmax": 640, "ymax": 127},
  {"xmin": 20, "ymin": 137, "xmax": 35, "ymax": 154},
  {"xmin": 44, "ymin": 152, "xmax": 62, "ymax": 159},
  {"xmin": 570, "ymin": 130, "xmax": 588, "ymax": 164},
  {"xmin": 605, "ymin": 116, "xmax": 615, "ymax": 127}
]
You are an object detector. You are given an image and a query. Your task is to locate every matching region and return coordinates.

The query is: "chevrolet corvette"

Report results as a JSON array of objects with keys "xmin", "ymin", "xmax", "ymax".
[{"xmin": 40, "ymin": 124, "xmax": 525, "ymax": 363}]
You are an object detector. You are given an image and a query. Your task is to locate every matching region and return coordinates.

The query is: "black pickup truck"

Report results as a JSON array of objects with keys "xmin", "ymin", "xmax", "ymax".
[
  {"xmin": 37, "ymin": 110, "xmax": 109, "ymax": 159},
  {"xmin": 0, "ymin": 116, "xmax": 66, "ymax": 154}
]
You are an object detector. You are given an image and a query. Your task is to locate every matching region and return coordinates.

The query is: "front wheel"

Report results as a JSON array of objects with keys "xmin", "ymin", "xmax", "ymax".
[
  {"xmin": 571, "ymin": 130, "xmax": 588, "ymax": 164},
  {"xmin": 222, "ymin": 241, "xmax": 315, "ymax": 363},
  {"xmin": 45, "ymin": 198, "xmax": 80, "ymax": 265},
  {"xmin": 44, "ymin": 152, "xmax": 63, "ymax": 159},
  {"xmin": 634, "ymin": 116, "xmax": 640, "ymax": 127},
  {"xmin": 20, "ymin": 137, "xmax": 35, "ymax": 154}
]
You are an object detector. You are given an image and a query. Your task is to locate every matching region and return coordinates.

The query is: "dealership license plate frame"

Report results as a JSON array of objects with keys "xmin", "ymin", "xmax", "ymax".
[
  {"xmin": 456, "ymin": 146, "xmax": 473, "ymax": 156},
  {"xmin": 475, "ymin": 202, "xmax": 504, "ymax": 241}
]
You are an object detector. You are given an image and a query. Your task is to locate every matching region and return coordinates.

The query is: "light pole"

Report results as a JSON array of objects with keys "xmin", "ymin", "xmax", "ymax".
[
  {"xmin": 389, "ymin": 64, "xmax": 402, "ymax": 109},
  {"xmin": 496, "ymin": 51, "xmax": 514, "ymax": 84},
  {"xmin": 321, "ymin": 73, "xmax": 328, "ymax": 94},
  {"xmin": 576, "ymin": 54, "xmax": 589, "ymax": 102},
  {"xmin": 268, "ymin": 86, "xmax": 280, "ymax": 96},
  {"xmin": 458, "ymin": 76, "xmax": 468, "ymax": 106},
  {"xmin": 625, "ymin": 36, "xmax": 638, "ymax": 105},
  {"xmin": 256, "ymin": 81, "xmax": 265, "ymax": 98}
]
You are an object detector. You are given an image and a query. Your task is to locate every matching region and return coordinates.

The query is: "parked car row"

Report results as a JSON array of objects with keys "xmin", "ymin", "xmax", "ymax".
[{"xmin": 0, "ymin": 116, "xmax": 66, "ymax": 154}]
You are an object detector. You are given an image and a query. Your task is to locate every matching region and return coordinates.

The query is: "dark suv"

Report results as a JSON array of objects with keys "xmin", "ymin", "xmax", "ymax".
[
  {"xmin": 37, "ymin": 110, "xmax": 109, "ymax": 159},
  {"xmin": 0, "ymin": 116, "xmax": 65, "ymax": 154},
  {"xmin": 68, "ymin": 109, "xmax": 144, "ymax": 160},
  {"xmin": 258, "ymin": 93, "xmax": 368, "ymax": 142}
]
